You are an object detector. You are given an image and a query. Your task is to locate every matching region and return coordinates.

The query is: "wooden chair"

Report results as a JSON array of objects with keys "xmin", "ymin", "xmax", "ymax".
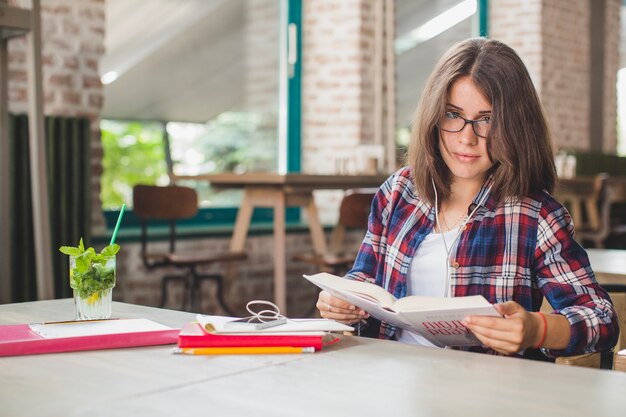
[
  {"xmin": 133, "ymin": 184, "xmax": 246, "ymax": 314},
  {"xmin": 555, "ymin": 174, "xmax": 605, "ymax": 237},
  {"xmin": 293, "ymin": 188, "xmax": 376, "ymax": 276},
  {"xmin": 577, "ymin": 176, "xmax": 626, "ymax": 248}
]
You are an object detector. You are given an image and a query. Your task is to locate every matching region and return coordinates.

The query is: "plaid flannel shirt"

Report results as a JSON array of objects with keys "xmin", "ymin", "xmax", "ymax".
[{"xmin": 347, "ymin": 167, "xmax": 618, "ymax": 356}]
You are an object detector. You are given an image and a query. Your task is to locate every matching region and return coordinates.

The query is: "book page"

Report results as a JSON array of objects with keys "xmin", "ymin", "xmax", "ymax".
[
  {"xmin": 304, "ymin": 273, "xmax": 412, "ymax": 329},
  {"xmin": 392, "ymin": 294, "xmax": 492, "ymax": 312},
  {"xmin": 399, "ymin": 305, "xmax": 500, "ymax": 347},
  {"xmin": 304, "ymin": 273, "xmax": 397, "ymax": 308},
  {"xmin": 29, "ymin": 319, "xmax": 172, "ymax": 339}
]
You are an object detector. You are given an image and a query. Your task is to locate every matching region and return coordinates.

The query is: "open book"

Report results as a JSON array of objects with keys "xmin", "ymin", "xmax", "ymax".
[{"xmin": 304, "ymin": 273, "xmax": 500, "ymax": 347}]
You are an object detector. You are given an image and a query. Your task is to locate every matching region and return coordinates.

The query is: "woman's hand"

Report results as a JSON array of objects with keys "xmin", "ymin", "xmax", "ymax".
[
  {"xmin": 317, "ymin": 290, "xmax": 369, "ymax": 324},
  {"xmin": 462, "ymin": 301, "xmax": 545, "ymax": 355}
]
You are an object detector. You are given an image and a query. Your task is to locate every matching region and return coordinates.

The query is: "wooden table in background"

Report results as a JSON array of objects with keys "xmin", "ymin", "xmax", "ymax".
[
  {"xmin": 554, "ymin": 176, "xmax": 602, "ymax": 230},
  {"xmin": 174, "ymin": 173, "xmax": 388, "ymax": 313},
  {"xmin": 3, "ymin": 299, "xmax": 626, "ymax": 416}
]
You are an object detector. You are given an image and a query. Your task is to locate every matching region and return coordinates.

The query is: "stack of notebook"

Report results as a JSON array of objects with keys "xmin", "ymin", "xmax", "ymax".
[
  {"xmin": 0, "ymin": 318, "xmax": 179, "ymax": 356},
  {"xmin": 176, "ymin": 315, "xmax": 353, "ymax": 355}
]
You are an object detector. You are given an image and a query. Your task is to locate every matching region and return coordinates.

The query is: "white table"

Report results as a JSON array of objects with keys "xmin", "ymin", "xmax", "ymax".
[
  {"xmin": 586, "ymin": 248, "xmax": 626, "ymax": 286},
  {"xmin": 1, "ymin": 300, "xmax": 626, "ymax": 417},
  {"xmin": 583, "ymin": 248, "xmax": 626, "ymax": 357}
]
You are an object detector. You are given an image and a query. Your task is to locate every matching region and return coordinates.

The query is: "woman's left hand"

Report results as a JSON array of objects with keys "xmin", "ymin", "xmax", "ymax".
[{"xmin": 462, "ymin": 301, "xmax": 543, "ymax": 355}]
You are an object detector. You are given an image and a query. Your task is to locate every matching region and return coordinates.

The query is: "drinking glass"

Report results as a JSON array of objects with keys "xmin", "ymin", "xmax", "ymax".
[{"xmin": 69, "ymin": 255, "xmax": 116, "ymax": 320}]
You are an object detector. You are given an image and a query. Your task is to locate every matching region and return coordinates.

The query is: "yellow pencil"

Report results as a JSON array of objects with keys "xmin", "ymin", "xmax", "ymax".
[{"xmin": 173, "ymin": 346, "xmax": 316, "ymax": 355}]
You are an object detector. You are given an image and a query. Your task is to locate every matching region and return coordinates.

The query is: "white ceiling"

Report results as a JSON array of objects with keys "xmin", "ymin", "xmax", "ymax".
[{"xmin": 101, "ymin": 0, "xmax": 245, "ymax": 122}]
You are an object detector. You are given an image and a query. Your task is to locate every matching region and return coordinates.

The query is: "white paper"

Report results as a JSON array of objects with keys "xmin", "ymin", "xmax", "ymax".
[
  {"xmin": 29, "ymin": 318, "xmax": 172, "ymax": 339},
  {"xmin": 618, "ymin": 348, "xmax": 626, "ymax": 356},
  {"xmin": 196, "ymin": 314, "xmax": 353, "ymax": 334}
]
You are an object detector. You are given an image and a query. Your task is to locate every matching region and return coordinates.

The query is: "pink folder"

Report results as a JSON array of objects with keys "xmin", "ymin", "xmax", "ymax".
[{"xmin": 0, "ymin": 320, "xmax": 179, "ymax": 357}]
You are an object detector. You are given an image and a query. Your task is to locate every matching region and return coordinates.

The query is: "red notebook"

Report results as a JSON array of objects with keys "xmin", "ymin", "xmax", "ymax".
[
  {"xmin": 0, "ymin": 319, "xmax": 179, "ymax": 357},
  {"xmin": 178, "ymin": 322, "xmax": 334, "ymax": 351}
]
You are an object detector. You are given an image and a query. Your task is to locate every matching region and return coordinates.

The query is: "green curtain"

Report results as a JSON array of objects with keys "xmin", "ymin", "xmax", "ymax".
[{"xmin": 10, "ymin": 115, "xmax": 91, "ymax": 302}]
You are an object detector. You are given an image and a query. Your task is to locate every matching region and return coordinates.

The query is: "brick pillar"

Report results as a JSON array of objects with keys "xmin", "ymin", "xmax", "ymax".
[
  {"xmin": 603, "ymin": 0, "xmax": 621, "ymax": 153},
  {"xmin": 302, "ymin": 0, "xmax": 363, "ymax": 174},
  {"xmin": 490, "ymin": 0, "xmax": 620, "ymax": 152},
  {"xmin": 301, "ymin": 0, "xmax": 394, "ymax": 176}
]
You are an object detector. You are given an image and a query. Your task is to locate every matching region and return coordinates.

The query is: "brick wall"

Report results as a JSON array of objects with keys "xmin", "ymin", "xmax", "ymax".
[
  {"xmin": 302, "ymin": 0, "xmax": 364, "ymax": 174},
  {"xmin": 301, "ymin": 0, "xmax": 393, "ymax": 176},
  {"xmin": 490, "ymin": 0, "xmax": 621, "ymax": 152},
  {"xmin": 7, "ymin": 0, "xmax": 106, "ymax": 231},
  {"xmin": 541, "ymin": 0, "xmax": 590, "ymax": 149},
  {"xmin": 489, "ymin": 0, "xmax": 543, "ymax": 92}
]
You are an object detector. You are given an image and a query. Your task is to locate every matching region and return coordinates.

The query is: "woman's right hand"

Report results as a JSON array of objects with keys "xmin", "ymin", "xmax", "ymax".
[{"xmin": 317, "ymin": 290, "xmax": 369, "ymax": 324}]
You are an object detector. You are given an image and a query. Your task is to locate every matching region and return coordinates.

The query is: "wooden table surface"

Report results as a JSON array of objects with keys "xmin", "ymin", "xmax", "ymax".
[
  {"xmin": 173, "ymin": 172, "xmax": 390, "ymax": 189},
  {"xmin": 1, "ymin": 299, "xmax": 626, "ymax": 417}
]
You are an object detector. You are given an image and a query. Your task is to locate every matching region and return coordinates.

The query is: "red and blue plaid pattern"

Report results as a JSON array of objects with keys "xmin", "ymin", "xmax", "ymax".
[{"xmin": 348, "ymin": 167, "xmax": 618, "ymax": 356}]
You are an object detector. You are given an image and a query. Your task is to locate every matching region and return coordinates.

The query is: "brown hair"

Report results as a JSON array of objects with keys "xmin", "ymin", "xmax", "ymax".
[{"xmin": 407, "ymin": 37, "xmax": 557, "ymax": 206}]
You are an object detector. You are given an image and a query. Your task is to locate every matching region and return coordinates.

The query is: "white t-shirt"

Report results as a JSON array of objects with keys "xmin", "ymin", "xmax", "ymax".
[{"xmin": 396, "ymin": 227, "xmax": 460, "ymax": 346}]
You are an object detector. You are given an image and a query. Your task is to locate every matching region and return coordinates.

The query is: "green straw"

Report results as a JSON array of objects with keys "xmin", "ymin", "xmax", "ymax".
[{"xmin": 109, "ymin": 203, "xmax": 126, "ymax": 245}]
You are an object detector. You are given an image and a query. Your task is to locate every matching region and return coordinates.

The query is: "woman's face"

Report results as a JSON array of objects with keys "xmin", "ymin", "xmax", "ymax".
[{"xmin": 439, "ymin": 76, "xmax": 493, "ymax": 187}]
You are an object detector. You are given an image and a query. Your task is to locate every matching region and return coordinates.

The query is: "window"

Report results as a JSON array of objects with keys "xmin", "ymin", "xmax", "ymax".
[
  {"xmin": 100, "ymin": 120, "xmax": 168, "ymax": 209},
  {"xmin": 394, "ymin": 0, "xmax": 485, "ymax": 150},
  {"xmin": 100, "ymin": 0, "xmax": 301, "ymax": 220},
  {"xmin": 167, "ymin": 114, "xmax": 278, "ymax": 208}
]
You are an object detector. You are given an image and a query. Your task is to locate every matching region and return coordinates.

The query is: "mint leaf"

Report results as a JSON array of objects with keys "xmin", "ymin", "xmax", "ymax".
[
  {"xmin": 75, "ymin": 253, "xmax": 91, "ymax": 274},
  {"xmin": 78, "ymin": 238, "xmax": 85, "ymax": 253},
  {"xmin": 59, "ymin": 246, "xmax": 81, "ymax": 256},
  {"xmin": 100, "ymin": 244, "xmax": 120, "ymax": 257}
]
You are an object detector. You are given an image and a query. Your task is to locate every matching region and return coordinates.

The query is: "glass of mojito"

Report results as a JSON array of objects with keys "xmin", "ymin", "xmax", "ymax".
[{"xmin": 61, "ymin": 239, "xmax": 119, "ymax": 320}]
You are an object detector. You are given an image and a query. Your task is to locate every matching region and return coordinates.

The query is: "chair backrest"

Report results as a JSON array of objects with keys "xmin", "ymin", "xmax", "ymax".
[
  {"xmin": 133, "ymin": 185, "xmax": 198, "ymax": 220},
  {"xmin": 329, "ymin": 188, "xmax": 376, "ymax": 254},
  {"xmin": 132, "ymin": 185, "xmax": 199, "ymax": 261},
  {"xmin": 586, "ymin": 178, "xmax": 626, "ymax": 243},
  {"xmin": 337, "ymin": 188, "xmax": 377, "ymax": 228}
]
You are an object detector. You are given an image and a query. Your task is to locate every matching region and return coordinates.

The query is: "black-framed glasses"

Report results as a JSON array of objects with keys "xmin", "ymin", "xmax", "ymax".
[{"xmin": 440, "ymin": 112, "xmax": 490, "ymax": 138}]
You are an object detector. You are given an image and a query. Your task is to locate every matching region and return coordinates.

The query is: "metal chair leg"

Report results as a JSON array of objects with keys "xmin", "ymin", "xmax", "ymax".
[
  {"xmin": 187, "ymin": 267, "xmax": 199, "ymax": 312},
  {"xmin": 160, "ymin": 274, "xmax": 186, "ymax": 308},
  {"xmin": 192, "ymin": 273, "xmax": 236, "ymax": 316},
  {"xmin": 214, "ymin": 274, "xmax": 236, "ymax": 316}
]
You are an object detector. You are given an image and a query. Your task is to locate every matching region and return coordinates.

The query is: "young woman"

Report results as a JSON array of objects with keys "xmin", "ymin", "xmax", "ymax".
[{"xmin": 316, "ymin": 38, "xmax": 618, "ymax": 358}]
